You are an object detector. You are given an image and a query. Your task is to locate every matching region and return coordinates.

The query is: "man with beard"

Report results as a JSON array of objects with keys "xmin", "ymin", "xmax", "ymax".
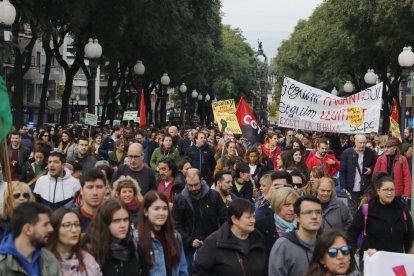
[
  {"xmin": 157, "ymin": 157, "xmax": 183, "ymax": 205},
  {"xmin": 306, "ymin": 139, "xmax": 340, "ymax": 178},
  {"xmin": 98, "ymin": 125, "xmax": 123, "ymax": 160},
  {"xmin": 67, "ymin": 136, "xmax": 97, "ymax": 170},
  {"xmin": 0, "ymin": 202, "xmax": 59, "ymax": 275},
  {"xmin": 34, "ymin": 152, "xmax": 80, "ymax": 210},
  {"xmin": 172, "ymin": 168, "xmax": 227, "ymax": 275},
  {"xmin": 0, "ymin": 131, "xmax": 31, "ymax": 181},
  {"xmin": 214, "ymin": 170, "xmax": 237, "ymax": 207}
]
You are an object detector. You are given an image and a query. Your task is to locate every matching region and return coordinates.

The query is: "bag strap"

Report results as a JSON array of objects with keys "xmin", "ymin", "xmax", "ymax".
[
  {"xmin": 363, "ymin": 204, "xmax": 368, "ymax": 237},
  {"xmin": 27, "ymin": 170, "xmax": 47, "ymax": 186}
]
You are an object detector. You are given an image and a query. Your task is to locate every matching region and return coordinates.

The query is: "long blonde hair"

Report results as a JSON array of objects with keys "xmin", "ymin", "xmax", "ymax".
[
  {"xmin": 112, "ymin": 175, "xmax": 143, "ymax": 202},
  {"xmin": 2, "ymin": 182, "xmax": 35, "ymax": 219}
]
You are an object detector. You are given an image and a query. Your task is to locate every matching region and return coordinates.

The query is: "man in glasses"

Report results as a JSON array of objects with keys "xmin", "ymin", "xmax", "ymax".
[
  {"xmin": 269, "ymin": 196, "xmax": 322, "ymax": 276},
  {"xmin": 111, "ymin": 143, "xmax": 156, "ymax": 195}
]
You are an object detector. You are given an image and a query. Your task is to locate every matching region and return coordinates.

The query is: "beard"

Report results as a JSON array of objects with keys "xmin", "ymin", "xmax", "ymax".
[
  {"xmin": 220, "ymin": 187, "xmax": 230, "ymax": 196},
  {"xmin": 30, "ymin": 234, "xmax": 48, "ymax": 248}
]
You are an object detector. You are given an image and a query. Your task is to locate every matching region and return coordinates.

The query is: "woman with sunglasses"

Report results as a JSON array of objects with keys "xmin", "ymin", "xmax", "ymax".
[
  {"xmin": 316, "ymin": 177, "xmax": 352, "ymax": 232},
  {"xmin": 82, "ymin": 199, "xmax": 148, "ymax": 275},
  {"xmin": 137, "ymin": 191, "xmax": 187, "ymax": 276},
  {"xmin": 348, "ymin": 176, "xmax": 414, "ymax": 265},
  {"xmin": 47, "ymin": 208, "xmax": 101, "ymax": 275},
  {"xmin": 0, "ymin": 182, "xmax": 35, "ymax": 241},
  {"xmin": 304, "ymin": 230, "xmax": 359, "ymax": 276}
]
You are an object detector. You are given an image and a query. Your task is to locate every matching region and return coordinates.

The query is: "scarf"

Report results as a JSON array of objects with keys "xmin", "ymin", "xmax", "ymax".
[
  {"xmin": 109, "ymin": 232, "xmax": 135, "ymax": 262},
  {"xmin": 274, "ymin": 214, "xmax": 297, "ymax": 234},
  {"xmin": 125, "ymin": 198, "xmax": 141, "ymax": 212},
  {"xmin": 58, "ymin": 141, "xmax": 70, "ymax": 155}
]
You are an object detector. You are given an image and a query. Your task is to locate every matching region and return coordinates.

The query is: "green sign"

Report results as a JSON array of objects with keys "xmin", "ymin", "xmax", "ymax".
[
  {"xmin": 85, "ymin": 113, "xmax": 98, "ymax": 126},
  {"xmin": 134, "ymin": 117, "xmax": 140, "ymax": 123},
  {"xmin": 123, "ymin": 111, "xmax": 138, "ymax": 121}
]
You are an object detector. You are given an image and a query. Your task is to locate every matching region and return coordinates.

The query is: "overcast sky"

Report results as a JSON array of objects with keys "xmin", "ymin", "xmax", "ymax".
[{"xmin": 221, "ymin": 0, "xmax": 323, "ymax": 59}]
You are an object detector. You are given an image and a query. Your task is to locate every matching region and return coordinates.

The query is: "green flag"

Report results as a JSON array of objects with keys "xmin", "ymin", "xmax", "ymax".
[{"xmin": 0, "ymin": 76, "xmax": 12, "ymax": 143}]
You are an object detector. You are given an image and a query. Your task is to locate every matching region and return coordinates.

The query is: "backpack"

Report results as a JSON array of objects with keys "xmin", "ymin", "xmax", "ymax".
[{"xmin": 356, "ymin": 203, "xmax": 408, "ymax": 248}]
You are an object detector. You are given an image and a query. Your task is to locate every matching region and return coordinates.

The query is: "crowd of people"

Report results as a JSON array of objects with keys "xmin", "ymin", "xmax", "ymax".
[{"xmin": 0, "ymin": 120, "xmax": 413, "ymax": 275}]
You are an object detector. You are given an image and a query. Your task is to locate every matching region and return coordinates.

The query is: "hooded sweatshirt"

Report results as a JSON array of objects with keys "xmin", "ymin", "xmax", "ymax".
[
  {"xmin": 0, "ymin": 234, "xmax": 41, "ymax": 275},
  {"xmin": 33, "ymin": 167, "xmax": 80, "ymax": 210},
  {"xmin": 268, "ymin": 231, "xmax": 315, "ymax": 276}
]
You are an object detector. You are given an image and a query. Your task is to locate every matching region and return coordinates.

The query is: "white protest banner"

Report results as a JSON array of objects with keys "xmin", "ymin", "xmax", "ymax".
[
  {"xmin": 84, "ymin": 113, "xmax": 98, "ymax": 126},
  {"xmin": 364, "ymin": 251, "xmax": 414, "ymax": 276},
  {"xmin": 123, "ymin": 111, "xmax": 138, "ymax": 121},
  {"xmin": 278, "ymin": 77, "xmax": 383, "ymax": 134}
]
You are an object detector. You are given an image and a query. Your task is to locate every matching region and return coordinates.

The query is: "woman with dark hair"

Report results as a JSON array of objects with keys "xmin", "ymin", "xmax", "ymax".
[
  {"xmin": 214, "ymin": 140, "xmax": 239, "ymax": 178},
  {"xmin": 175, "ymin": 157, "xmax": 192, "ymax": 189},
  {"xmin": 289, "ymin": 148, "xmax": 309, "ymax": 178},
  {"xmin": 193, "ymin": 198, "xmax": 266, "ymax": 275},
  {"xmin": 302, "ymin": 166, "xmax": 325, "ymax": 196},
  {"xmin": 82, "ymin": 199, "xmax": 148, "ymax": 275},
  {"xmin": 71, "ymin": 126, "xmax": 80, "ymax": 144},
  {"xmin": 276, "ymin": 150, "xmax": 292, "ymax": 171},
  {"xmin": 137, "ymin": 191, "xmax": 187, "ymax": 276},
  {"xmin": 58, "ymin": 130, "xmax": 76, "ymax": 158},
  {"xmin": 244, "ymin": 147, "xmax": 264, "ymax": 186},
  {"xmin": 304, "ymin": 230, "xmax": 359, "ymax": 276},
  {"xmin": 261, "ymin": 132, "xmax": 281, "ymax": 170},
  {"xmin": 20, "ymin": 142, "xmax": 51, "ymax": 186},
  {"xmin": 150, "ymin": 134, "xmax": 180, "ymax": 171},
  {"xmin": 252, "ymin": 142, "xmax": 274, "ymax": 172},
  {"xmin": 38, "ymin": 130, "xmax": 51, "ymax": 143},
  {"xmin": 47, "ymin": 208, "xmax": 101, "ymax": 275}
]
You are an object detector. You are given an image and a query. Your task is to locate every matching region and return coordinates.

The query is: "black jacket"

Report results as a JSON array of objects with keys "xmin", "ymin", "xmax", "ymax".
[
  {"xmin": 348, "ymin": 196, "xmax": 414, "ymax": 253},
  {"xmin": 340, "ymin": 147, "xmax": 376, "ymax": 192},
  {"xmin": 19, "ymin": 162, "xmax": 47, "ymax": 185},
  {"xmin": 232, "ymin": 179, "xmax": 254, "ymax": 202},
  {"xmin": 185, "ymin": 143, "xmax": 216, "ymax": 185},
  {"xmin": 101, "ymin": 245, "xmax": 149, "ymax": 276},
  {"xmin": 0, "ymin": 145, "xmax": 31, "ymax": 176},
  {"xmin": 192, "ymin": 222, "xmax": 267, "ymax": 276},
  {"xmin": 172, "ymin": 182, "xmax": 227, "ymax": 250},
  {"xmin": 255, "ymin": 214, "xmax": 279, "ymax": 256}
]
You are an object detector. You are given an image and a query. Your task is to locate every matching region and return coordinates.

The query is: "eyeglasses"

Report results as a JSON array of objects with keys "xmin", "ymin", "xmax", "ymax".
[
  {"xmin": 380, "ymin": 188, "xmax": 395, "ymax": 193},
  {"xmin": 300, "ymin": 209, "xmax": 323, "ymax": 216},
  {"xmin": 13, "ymin": 192, "xmax": 30, "ymax": 200},
  {"xmin": 327, "ymin": 246, "xmax": 350, "ymax": 258},
  {"xmin": 61, "ymin": 222, "xmax": 81, "ymax": 231},
  {"xmin": 127, "ymin": 155, "xmax": 143, "ymax": 159}
]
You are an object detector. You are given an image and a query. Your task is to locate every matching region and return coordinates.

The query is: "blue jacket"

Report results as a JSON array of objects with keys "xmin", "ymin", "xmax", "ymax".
[
  {"xmin": 148, "ymin": 233, "xmax": 188, "ymax": 276},
  {"xmin": 98, "ymin": 136, "xmax": 116, "ymax": 160}
]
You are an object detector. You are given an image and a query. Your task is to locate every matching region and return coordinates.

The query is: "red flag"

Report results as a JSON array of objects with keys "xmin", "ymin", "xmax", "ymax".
[
  {"xmin": 391, "ymin": 98, "xmax": 399, "ymax": 122},
  {"xmin": 139, "ymin": 89, "xmax": 146, "ymax": 126},
  {"xmin": 236, "ymin": 97, "xmax": 264, "ymax": 144}
]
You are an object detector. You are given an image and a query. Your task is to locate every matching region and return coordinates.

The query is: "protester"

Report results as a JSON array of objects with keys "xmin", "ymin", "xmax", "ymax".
[
  {"xmin": 98, "ymin": 126, "xmax": 123, "ymax": 160},
  {"xmin": 175, "ymin": 157, "xmax": 192, "ymax": 190},
  {"xmin": 192, "ymin": 198, "xmax": 267, "ymax": 275},
  {"xmin": 254, "ymin": 173, "xmax": 272, "ymax": 217},
  {"xmin": 20, "ymin": 143, "xmax": 50, "ymax": 186},
  {"xmin": 47, "ymin": 208, "xmax": 101, "ymax": 275},
  {"xmin": 289, "ymin": 148, "xmax": 309, "ymax": 178},
  {"xmin": 107, "ymin": 138, "xmax": 126, "ymax": 168},
  {"xmin": 244, "ymin": 147, "xmax": 265, "ymax": 187},
  {"xmin": 261, "ymin": 131, "xmax": 281, "ymax": 170},
  {"xmin": 253, "ymin": 142, "xmax": 274, "ymax": 172},
  {"xmin": 214, "ymin": 170, "xmax": 236, "ymax": 207},
  {"xmin": 82, "ymin": 199, "xmax": 149, "ymax": 275},
  {"xmin": 113, "ymin": 175, "xmax": 143, "ymax": 227},
  {"xmin": 0, "ymin": 182, "xmax": 35, "ymax": 241},
  {"xmin": 138, "ymin": 191, "xmax": 187, "ymax": 275},
  {"xmin": 277, "ymin": 150, "xmax": 292, "ymax": 171},
  {"xmin": 269, "ymin": 196, "xmax": 323, "ymax": 276},
  {"xmin": 58, "ymin": 130, "xmax": 76, "ymax": 159},
  {"xmin": 304, "ymin": 230, "xmax": 359, "ymax": 276},
  {"xmin": 231, "ymin": 162, "xmax": 254, "ymax": 202},
  {"xmin": 0, "ymin": 202, "xmax": 59, "ymax": 275},
  {"xmin": 289, "ymin": 169, "xmax": 306, "ymax": 195},
  {"xmin": 0, "ymin": 131, "xmax": 31, "ymax": 181},
  {"xmin": 150, "ymin": 134, "xmax": 180, "ymax": 171},
  {"xmin": 214, "ymin": 140, "xmax": 239, "ymax": 178},
  {"xmin": 302, "ymin": 166, "xmax": 325, "ymax": 196},
  {"xmin": 316, "ymin": 177, "xmax": 352, "ymax": 231},
  {"xmin": 156, "ymin": 157, "xmax": 181, "ymax": 205},
  {"xmin": 306, "ymin": 138, "xmax": 340, "ymax": 178},
  {"xmin": 348, "ymin": 176, "xmax": 414, "ymax": 263},
  {"xmin": 34, "ymin": 152, "xmax": 81, "ymax": 210},
  {"xmin": 67, "ymin": 136, "xmax": 97, "ymax": 171}
]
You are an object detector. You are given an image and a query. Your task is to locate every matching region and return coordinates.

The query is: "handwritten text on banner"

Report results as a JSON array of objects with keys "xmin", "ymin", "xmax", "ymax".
[{"xmin": 278, "ymin": 77, "xmax": 383, "ymax": 134}]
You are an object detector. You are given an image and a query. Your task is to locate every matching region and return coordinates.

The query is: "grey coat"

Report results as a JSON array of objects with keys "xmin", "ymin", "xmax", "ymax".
[{"xmin": 322, "ymin": 197, "xmax": 353, "ymax": 231}]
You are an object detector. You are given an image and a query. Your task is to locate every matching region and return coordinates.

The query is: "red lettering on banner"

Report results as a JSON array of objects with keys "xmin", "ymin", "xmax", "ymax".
[
  {"xmin": 280, "ymin": 116, "xmax": 300, "ymax": 128},
  {"xmin": 316, "ymin": 123, "xmax": 339, "ymax": 132},
  {"xmin": 320, "ymin": 110, "xmax": 347, "ymax": 121}
]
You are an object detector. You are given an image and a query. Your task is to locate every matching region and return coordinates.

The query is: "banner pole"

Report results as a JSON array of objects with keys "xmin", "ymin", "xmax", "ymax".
[{"xmin": 1, "ymin": 119, "xmax": 12, "ymax": 194}]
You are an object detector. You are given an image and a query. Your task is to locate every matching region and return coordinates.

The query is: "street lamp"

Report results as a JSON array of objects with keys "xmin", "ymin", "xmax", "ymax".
[
  {"xmin": 398, "ymin": 46, "xmax": 414, "ymax": 219},
  {"xmin": 160, "ymin": 73, "xmax": 170, "ymax": 126},
  {"xmin": 84, "ymin": 38, "xmax": 102, "ymax": 115},
  {"xmin": 133, "ymin": 60, "xmax": 145, "ymax": 109},
  {"xmin": 0, "ymin": 0, "xmax": 16, "ymax": 74},
  {"xmin": 179, "ymin": 83, "xmax": 187, "ymax": 125},
  {"xmin": 190, "ymin": 89, "xmax": 198, "ymax": 120},
  {"xmin": 331, "ymin": 87, "xmax": 338, "ymax": 96},
  {"xmin": 364, "ymin": 69, "xmax": 378, "ymax": 86},
  {"xmin": 205, "ymin": 93, "xmax": 211, "ymax": 126},
  {"xmin": 343, "ymin": 81, "xmax": 354, "ymax": 94}
]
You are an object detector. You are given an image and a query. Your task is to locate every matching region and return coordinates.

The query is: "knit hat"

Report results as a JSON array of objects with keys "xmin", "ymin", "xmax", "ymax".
[{"xmin": 384, "ymin": 140, "xmax": 399, "ymax": 147}]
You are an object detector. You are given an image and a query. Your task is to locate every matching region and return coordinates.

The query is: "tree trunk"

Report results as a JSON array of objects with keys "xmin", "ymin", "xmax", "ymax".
[{"xmin": 38, "ymin": 39, "xmax": 53, "ymax": 126}]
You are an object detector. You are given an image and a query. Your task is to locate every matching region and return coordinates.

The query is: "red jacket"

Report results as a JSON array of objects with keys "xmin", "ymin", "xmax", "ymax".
[
  {"xmin": 373, "ymin": 154, "xmax": 411, "ymax": 197},
  {"xmin": 157, "ymin": 178, "xmax": 176, "ymax": 203},
  {"xmin": 261, "ymin": 144, "xmax": 281, "ymax": 170},
  {"xmin": 306, "ymin": 153, "xmax": 340, "ymax": 177}
]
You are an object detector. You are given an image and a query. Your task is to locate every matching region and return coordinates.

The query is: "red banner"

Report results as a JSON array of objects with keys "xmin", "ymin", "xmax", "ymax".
[
  {"xmin": 236, "ymin": 97, "xmax": 264, "ymax": 144},
  {"xmin": 391, "ymin": 98, "xmax": 399, "ymax": 122},
  {"xmin": 139, "ymin": 89, "xmax": 146, "ymax": 126}
]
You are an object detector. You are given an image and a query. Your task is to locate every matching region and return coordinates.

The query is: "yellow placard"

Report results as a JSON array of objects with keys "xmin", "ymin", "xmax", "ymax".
[
  {"xmin": 389, "ymin": 117, "xmax": 402, "ymax": 142},
  {"xmin": 212, "ymin": 99, "xmax": 236, "ymax": 113},
  {"xmin": 211, "ymin": 99, "xmax": 241, "ymax": 134},
  {"xmin": 347, "ymin": 107, "xmax": 364, "ymax": 126}
]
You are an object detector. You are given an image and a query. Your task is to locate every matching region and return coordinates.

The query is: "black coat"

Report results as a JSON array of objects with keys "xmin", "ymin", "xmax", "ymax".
[
  {"xmin": 192, "ymin": 222, "xmax": 267, "ymax": 276},
  {"xmin": 347, "ymin": 196, "xmax": 414, "ymax": 254},
  {"xmin": 255, "ymin": 214, "xmax": 279, "ymax": 256},
  {"xmin": 232, "ymin": 179, "xmax": 254, "ymax": 203},
  {"xmin": 185, "ymin": 144, "xmax": 216, "ymax": 185},
  {"xmin": 340, "ymin": 147, "xmax": 376, "ymax": 192}
]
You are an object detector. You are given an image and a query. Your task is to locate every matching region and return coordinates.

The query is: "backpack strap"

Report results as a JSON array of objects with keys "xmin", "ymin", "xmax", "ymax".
[{"xmin": 362, "ymin": 204, "xmax": 369, "ymax": 237}]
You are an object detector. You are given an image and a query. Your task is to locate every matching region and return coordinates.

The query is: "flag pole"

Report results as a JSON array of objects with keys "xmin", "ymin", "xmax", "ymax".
[{"xmin": 1, "ymin": 118, "xmax": 12, "ymax": 194}]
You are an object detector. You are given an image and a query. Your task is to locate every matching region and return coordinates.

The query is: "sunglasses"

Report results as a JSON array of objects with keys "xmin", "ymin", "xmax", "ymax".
[
  {"xmin": 327, "ymin": 246, "xmax": 350, "ymax": 258},
  {"xmin": 292, "ymin": 182, "xmax": 304, "ymax": 188},
  {"xmin": 13, "ymin": 192, "xmax": 30, "ymax": 200}
]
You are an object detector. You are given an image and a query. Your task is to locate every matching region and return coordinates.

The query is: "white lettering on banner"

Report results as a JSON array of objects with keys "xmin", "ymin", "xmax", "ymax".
[
  {"xmin": 243, "ymin": 115, "xmax": 263, "ymax": 134},
  {"xmin": 278, "ymin": 77, "xmax": 383, "ymax": 134}
]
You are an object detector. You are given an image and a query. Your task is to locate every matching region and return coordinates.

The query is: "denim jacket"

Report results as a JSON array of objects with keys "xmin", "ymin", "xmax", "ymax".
[{"xmin": 149, "ymin": 232, "xmax": 188, "ymax": 276}]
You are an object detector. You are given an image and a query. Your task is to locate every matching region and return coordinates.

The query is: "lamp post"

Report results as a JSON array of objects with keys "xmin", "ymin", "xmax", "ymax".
[
  {"xmin": 331, "ymin": 87, "xmax": 338, "ymax": 96},
  {"xmin": 84, "ymin": 38, "xmax": 102, "ymax": 115},
  {"xmin": 343, "ymin": 81, "xmax": 354, "ymax": 94},
  {"xmin": 133, "ymin": 60, "xmax": 145, "ymax": 109},
  {"xmin": 0, "ymin": 0, "xmax": 16, "ymax": 75},
  {"xmin": 197, "ymin": 93, "xmax": 204, "ymax": 124},
  {"xmin": 205, "ymin": 93, "xmax": 211, "ymax": 126},
  {"xmin": 364, "ymin": 69, "xmax": 378, "ymax": 87},
  {"xmin": 190, "ymin": 89, "xmax": 198, "ymax": 124},
  {"xmin": 179, "ymin": 83, "xmax": 187, "ymax": 125},
  {"xmin": 160, "ymin": 73, "xmax": 170, "ymax": 126},
  {"xmin": 398, "ymin": 46, "xmax": 414, "ymax": 218}
]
